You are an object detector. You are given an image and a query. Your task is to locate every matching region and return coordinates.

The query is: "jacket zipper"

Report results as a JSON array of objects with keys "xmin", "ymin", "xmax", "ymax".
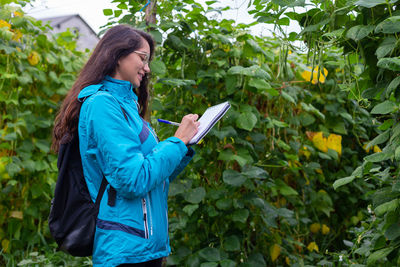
[
  {"xmin": 147, "ymin": 193, "xmax": 153, "ymax": 236},
  {"xmin": 141, "ymin": 198, "xmax": 149, "ymax": 239}
]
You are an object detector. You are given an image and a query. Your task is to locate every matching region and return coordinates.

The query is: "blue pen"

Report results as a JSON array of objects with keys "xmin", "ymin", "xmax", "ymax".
[{"xmin": 157, "ymin": 119, "xmax": 180, "ymax": 126}]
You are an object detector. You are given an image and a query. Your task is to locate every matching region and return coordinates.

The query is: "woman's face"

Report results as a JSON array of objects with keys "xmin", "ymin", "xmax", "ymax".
[{"xmin": 114, "ymin": 38, "xmax": 151, "ymax": 87}]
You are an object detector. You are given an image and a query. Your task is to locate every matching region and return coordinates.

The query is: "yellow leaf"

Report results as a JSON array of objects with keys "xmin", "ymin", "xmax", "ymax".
[
  {"xmin": 1, "ymin": 239, "xmax": 9, "ymax": 253},
  {"xmin": 10, "ymin": 211, "xmax": 23, "ymax": 220},
  {"xmin": 363, "ymin": 144, "xmax": 370, "ymax": 153},
  {"xmin": 311, "ymin": 132, "xmax": 328, "ymax": 152},
  {"xmin": 28, "ymin": 51, "xmax": 40, "ymax": 66},
  {"xmin": 373, "ymin": 145, "xmax": 382, "ymax": 153},
  {"xmin": 14, "ymin": 11, "xmax": 23, "ymax": 17},
  {"xmin": 300, "ymin": 66, "xmax": 328, "ymax": 84},
  {"xmin": 307, "ymin": 241, "xmax": 319, "ymax": 252},
  {"xmin": 327, "ymin": 133, "xmax": 342, "ymax": 156},
  {"xmin": 12, "ymin": 29, "xmax": 22, "ymax": 42},
  {"xmin": 285, "ymin": 256, "xmax": 290, "ymax": 265},
  {"xmin": 322, "ymin": 224, "xmax": 330, "ymax": 235},
  {"xmin": 0, "ymin": 19, "xmax": 11, "ymax": 30},
  {"xmin": 310, "ymin": 223, "xmax": 321, "ymax": 234},
  {"xmin": 299, "ymin": 146, "xmax": 311, "ymax": 159},
  {"xmin": 270, "ymin": 244, "xmax": 281, "ymax": 262}
]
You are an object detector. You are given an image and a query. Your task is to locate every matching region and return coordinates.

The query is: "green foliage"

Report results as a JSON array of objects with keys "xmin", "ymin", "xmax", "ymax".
[
  {"xmin": 0, "ymin": 3, "xmax": 87, "ymax": 266},
  {"xmin": 103, "ymin": 0, "xmax": 376, "ymax": 265},
  {"xmin": 3, "ymin": 0, "xmax": 399, "ymax": 266},
  {"xmin": 250, "ymin": 0, "xmax": 400, "ymax": 265}
]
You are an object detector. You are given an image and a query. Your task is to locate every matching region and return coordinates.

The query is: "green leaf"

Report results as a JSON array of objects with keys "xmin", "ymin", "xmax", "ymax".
[
  {"xmin": 248, "ymin": 78, "xmax": 271, "ymax": 92},
  {"xmin": 216, "ymin": 198, "xmax": 232, "ymax": 210},
  {"xmin": 366, "ymin": 129, "xmax": 390, "ymax": 150},
  {"xmin": 275, "ymin": 180, "xmax": 298, "ymax": 196},
  {"xmin": 355, "ymin": 0, "xmax": 387, "ymax": 8},
  {"xmin": 157, "ymin": 78, "xmax": 195, "ymax": 87},
  {"xmin": 220, "ymin": 259, "xmax": 236, "ymax": 267},
  {"xmin": 3, "ymin": 132, "xmax": 17, "ymax": 141},
  {"xmin": 370, "ymin": 100, "xmax": 397, "ymax": 114},
  {"xmin": 150, "ymin": 30, "xmax": 163, "ymax": 44},
  {"xmin": 6, "ymin": 162, "xmax": 21, "ymax": 177},
  {"xmin": 117, "ymin": 3, "xmax": 128, "ymax": 9},
  {"xmin": 379, "ymin": 119, "xmax": 394, "ymax": 131},
  {"xmin": 150, "ymin": 60, "xmax": 166, "ymax": 76},
  {"xmin": 222, "ymin": 169, "xmax": 246, "ymax": 186},
  {"xmin": 114, "ymin": 10, "xmax": 122, "ymax": 17},
  {"xmin": 281, "ymin": 91, "xmax": 296, "ymax": 104},
  {"xmin": 184, "ymin": 187, "xmax": 206, "ymax": 204},
  {"xmin": 346, "ymin": 25, "xmax": 374, "ymax": 41},
  {"xmin": 365, "ymin": 151, "xmax": 393, "ymax": 162},
  {"xmin": 395, "ymin": 146, "xmax": 400, "ymax": 161},
  {"xmin": 322, "ymin": 29, "xmax": 344, "ymax": 38},
  {"xmin": 34, "ymin": 140, "xmax": 50, "ymax": 153},
  {"xmin": 385, "ymin": 223, "xmax": 400, "ymax": 240},
  {"xmin": 377, "ymin": 57, "xmax": 400, "ymax": 71},
  {"xmin": 272, "ymin": 0, "xmax": 306, "ymax": 7},
  {"xmin": 376, "ymin": 37, "xmax": 397, "ymax": 59},
  {"xmin": 198, "ymin": 247, "xmax": 220, "ymax": 262},
  {"xmin": 103, "ymin": 9, "xmax": 113, "ymax": 16},
  {"xmin": 232, "ymin": 209, "xmax": 249, "ymax": 223},
  {"xmin": 168, "ymin": 182, "xmax": 185, "ymax": 197},
  {"xmin": 17, "ymin": 72, "xmax": 33, "ymax": 85},
  {"xmin": 375, "ymin": 16, "xmax": 400, "ymax": 34},
  {"xmin": 183, "ymin": 204, "xmax": 199, "ymax": 216},
  {"xmin": 375, "ymin": 199, "xmax": 399, "ymax": 216},
  {"xmin": 298, "ymin": 112, "xmax": 315, "ymax": 126},
  {"xmin": 386, "ymin": 76, "xmax": 400, "ymax": 97},
  {"xmin": 271, "ymin": 119, "xmax": 288, "ymax": 128},
  {"xmin": 227, "ymin": 65, "xmax": 271, "ymax": 79},
  {"xmin": 247, "ymin": 253, "xmax": 266, "ymax": 266},
  {"xmin": 236, "ymin": 112, "xmax": 257, "ymax": 131},
  {"xmin": 241, "ymin": 165, "xmax": 268, "ymax": 179},
  {"xmin": 218, "ymin": 150, "xmax": 251, "ymax": 166},
  {"xmin": 333, "ymin": 176, "xmax": 356, "ymax": 190},
  {"xmin": 367, "ymin": 247, "xmax": 394, "ymax": 265},
  {"xmin": 200, "ymin": 263, "xmax": 218, "ymax": 267},
  {"xmin": 224, "ymin": 235, "xmax": 240, "ymax": 251}
]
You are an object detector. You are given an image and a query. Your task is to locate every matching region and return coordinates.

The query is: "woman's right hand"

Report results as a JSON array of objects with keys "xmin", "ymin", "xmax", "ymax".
[{"xmin": 174, "ymin": 114, "xmax": 200, "ymax": 145}]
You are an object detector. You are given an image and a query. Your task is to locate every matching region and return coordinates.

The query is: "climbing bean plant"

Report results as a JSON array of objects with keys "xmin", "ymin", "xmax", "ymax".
[
  {"xmin": 1, "ymin": 0, "xmax": 396, "ymax": 266},
  {"xmin": 251, "ymin": 0, "xmax": 400, "ymax": 265},
  {"xmin": 0, "ymin": 1, "xmax": 86, "ymax": 266},
  {"xmin": 104, "ymin": 0, "xmax": 375, "ymax": 265}
]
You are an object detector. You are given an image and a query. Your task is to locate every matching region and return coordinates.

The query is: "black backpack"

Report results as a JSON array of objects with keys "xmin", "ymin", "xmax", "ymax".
[
  {"xmin": 48, "ymin": 103, "xmax": 126, "ymax": 256},
  {"xmin": 48, "ymin": 129, "xmax": 116, "ymax": 256}
]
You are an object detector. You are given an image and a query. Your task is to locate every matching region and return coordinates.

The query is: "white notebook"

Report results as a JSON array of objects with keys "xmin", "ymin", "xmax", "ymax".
[{"xmin": 188, "ymin": 101, "xmax": 231, "ymax": 145}]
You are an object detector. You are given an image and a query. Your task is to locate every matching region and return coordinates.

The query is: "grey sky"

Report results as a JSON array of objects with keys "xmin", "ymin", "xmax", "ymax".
[{"xmin": 25, "ymin": 0, "xmax": 301, "ymax": 36}]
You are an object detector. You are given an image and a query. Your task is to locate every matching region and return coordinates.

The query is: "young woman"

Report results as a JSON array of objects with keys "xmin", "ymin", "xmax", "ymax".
[{"xmin": 52, "ymin": 25, "xmax": 199, "ymax": 266}]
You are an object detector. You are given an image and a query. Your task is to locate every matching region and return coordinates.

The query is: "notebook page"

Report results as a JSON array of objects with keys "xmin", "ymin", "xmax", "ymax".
[{"xmin": 189, "ymin": 102, "xmax": 229, "ymax": 144}]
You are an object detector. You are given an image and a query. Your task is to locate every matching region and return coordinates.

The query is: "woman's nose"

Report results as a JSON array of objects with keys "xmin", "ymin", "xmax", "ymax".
[{"xmin": 143, "ymin": 62, "xmax": 150, "ymax": 73}]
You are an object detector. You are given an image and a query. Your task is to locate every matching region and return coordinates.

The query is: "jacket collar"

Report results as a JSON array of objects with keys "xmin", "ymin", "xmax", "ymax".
[{"xmin": 102, "ymin": 76, "xmax": 138, "ymax": 101}]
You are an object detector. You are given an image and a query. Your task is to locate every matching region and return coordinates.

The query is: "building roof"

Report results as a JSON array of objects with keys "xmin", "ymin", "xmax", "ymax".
[{"xmin": 40, "ymin": 14, "xmax": 98, "ymax": 37}]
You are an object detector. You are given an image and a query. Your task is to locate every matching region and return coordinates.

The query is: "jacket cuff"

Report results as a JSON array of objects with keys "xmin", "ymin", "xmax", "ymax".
[{"xmin": 166, "ymin": 136, "xmax": 188, "ymax": 156}]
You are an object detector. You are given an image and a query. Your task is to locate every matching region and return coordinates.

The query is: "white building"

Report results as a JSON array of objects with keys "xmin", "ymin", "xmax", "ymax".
[{"xmin": 40, "ymin": 14, "xmax": 99, "ymax": 51}]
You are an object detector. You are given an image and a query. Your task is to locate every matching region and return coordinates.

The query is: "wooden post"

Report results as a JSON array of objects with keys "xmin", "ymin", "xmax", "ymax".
[{"xmin": 145, "ymin": 0, "xmax": 157, "ymax": 26}]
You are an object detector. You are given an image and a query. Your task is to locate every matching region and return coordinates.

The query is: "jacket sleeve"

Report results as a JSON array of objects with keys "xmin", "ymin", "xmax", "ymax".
[
  {"xmin": 86, "ymin": 93, "xmax": 188, "ymax": 198},
  {"xmin": 169, "ymin": 147, "xmax": 195, "ymax": 182}
]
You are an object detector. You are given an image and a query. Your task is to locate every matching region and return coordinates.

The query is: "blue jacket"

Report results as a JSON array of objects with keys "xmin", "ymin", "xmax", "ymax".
[{"xmin": 78, "ymin": 76, "xmax": 194, "ymax": 266}]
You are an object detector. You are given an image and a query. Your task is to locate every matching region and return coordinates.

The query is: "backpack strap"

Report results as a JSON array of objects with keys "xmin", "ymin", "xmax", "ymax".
[{"xmin": 95, "ymin": 176, "xmax": 109, "ymax": 208}]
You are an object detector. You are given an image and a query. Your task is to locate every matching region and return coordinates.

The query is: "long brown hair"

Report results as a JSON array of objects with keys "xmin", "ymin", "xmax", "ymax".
[{"xmin": 52, "ymin": 25, "xmax": 155, "ymax": 152}]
